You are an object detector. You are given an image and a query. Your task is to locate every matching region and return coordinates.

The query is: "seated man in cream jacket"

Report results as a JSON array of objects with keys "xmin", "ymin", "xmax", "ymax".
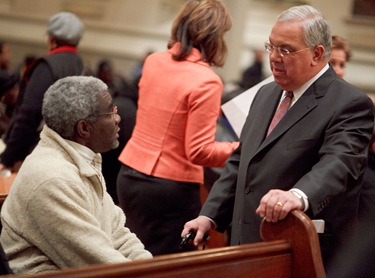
[{"xmin": 0, "ymin": 76, "xmax": 152, "ymax": 274}]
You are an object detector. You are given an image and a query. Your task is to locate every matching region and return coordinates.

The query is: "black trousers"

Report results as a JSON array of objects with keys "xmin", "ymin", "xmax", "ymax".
[{"xmin": 117, "ymin": 165, "xmax": 201, "ymax": 256}]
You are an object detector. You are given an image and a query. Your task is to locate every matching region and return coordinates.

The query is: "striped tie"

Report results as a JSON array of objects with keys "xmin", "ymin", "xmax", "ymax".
[{"xmin": 267, "ymin": 91, "xmax": 293, "ymax": 137}]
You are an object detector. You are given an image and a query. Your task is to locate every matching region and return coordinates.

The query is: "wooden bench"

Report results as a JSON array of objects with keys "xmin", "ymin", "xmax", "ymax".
[
  {"xmin": 0, "ymin": 173, "xmax": 16, "ymax": 207},
  {"xmin": 11, "ymin": 210, "xmax": 325, "ymax": 278}
]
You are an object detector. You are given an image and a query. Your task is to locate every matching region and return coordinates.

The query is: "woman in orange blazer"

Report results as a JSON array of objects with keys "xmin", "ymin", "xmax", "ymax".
[{"xmin": 116, "ymin": 0, "xmax": 239, "ymax": 256}]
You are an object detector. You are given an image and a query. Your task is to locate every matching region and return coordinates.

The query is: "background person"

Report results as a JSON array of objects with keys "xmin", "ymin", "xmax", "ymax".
[
  {"xmin": 0, "ymin": 41, "xmax": 11, "ymax": 75},
  {"xmin": 116, "ymin": 0, "xmax": 239, "ymax": 256},
  {"xmin": 329, "ymin": 35, "xmax": 351, "ymax": 78},
  {"xmin": 0, "ymin": 72, "xmax": 18, "ymax": 137},
  {"xmin": 0, "ymin": 41, "xmax": 19, "ymax": 137},
  {"xmin": 182, "ymin": 5, "xmax": 373, "ymax": 270},
  {"xmin": 0, "ymin": 12, "xmax": 85, "ymax": 172},
  {"xmin": 95, "ymin": 59, "xmax": 138, "ymax": 204},
  {"xmin": 0, "ymin": 76, "xmax": 152, "ymax": 274},
  {"xmin": 239, "ymin": 49, "xmax": 265, "ymax": 90}
]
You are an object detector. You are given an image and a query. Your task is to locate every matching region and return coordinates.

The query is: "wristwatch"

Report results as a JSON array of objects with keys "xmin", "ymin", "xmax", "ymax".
[{"xmin": 291, "ymin": 191, "xmax": 305, "ymax": 211}]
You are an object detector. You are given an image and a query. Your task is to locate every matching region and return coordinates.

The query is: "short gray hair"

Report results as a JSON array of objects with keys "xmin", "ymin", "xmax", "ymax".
[
  {"xmin": 277, "ymin": 5, "xmax": 331, "ymax": 58},
  {"xmin": 42, "ymin": 76, "xmax": 108, "ymax": 139}
]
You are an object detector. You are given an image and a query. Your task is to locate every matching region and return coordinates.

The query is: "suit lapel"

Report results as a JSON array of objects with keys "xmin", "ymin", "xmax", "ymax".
[
  {"xmin": 261, "ymin": 88, "xmax": 318, "ymax": 145},
  {"xmin": 239, "ymin": 67, "xmax": 335, "ymax": 181},
  {"xmin": 265, "ymin": 67, "xmax": 338, "ymax": 146},
  {"xmin": 255, "ymin": 80, "xmax": 326, "ymax": 156},
  {"xmin": 252, "ymin": 89, "xmax": 282, "ymax": 143},
  {"xmin": 238, "ymin": 85, "xmax": 281, "ymax": 169}
]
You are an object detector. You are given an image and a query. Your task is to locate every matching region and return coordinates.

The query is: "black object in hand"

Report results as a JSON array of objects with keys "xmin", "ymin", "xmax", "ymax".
[{"xmin": 179, "ymin": 230, "xmax": 208, "ymax": 251}]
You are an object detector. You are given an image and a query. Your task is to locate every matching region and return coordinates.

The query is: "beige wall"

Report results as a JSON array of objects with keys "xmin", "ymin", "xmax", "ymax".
[{"xmin": 0, "ymin": 0, "xmax": 374, "ymax": 93}]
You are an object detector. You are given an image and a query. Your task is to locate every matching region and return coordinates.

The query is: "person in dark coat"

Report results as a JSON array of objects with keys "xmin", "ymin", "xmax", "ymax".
[
  {"xmin": 239, "ymin": 49, "xmax": 264, "ymax": 90},
  {"xmin": 0, "ymin": 12, "xmax": 84, "ymax": 172}
]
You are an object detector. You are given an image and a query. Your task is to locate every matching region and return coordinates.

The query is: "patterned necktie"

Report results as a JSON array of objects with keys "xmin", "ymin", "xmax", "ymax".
[{"xmin": 266, "ymin": 91, "xmax": 293, "ymax": 137}]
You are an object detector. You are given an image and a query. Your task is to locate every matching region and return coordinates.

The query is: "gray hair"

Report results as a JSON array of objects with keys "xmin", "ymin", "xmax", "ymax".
[
  {"xmin": 42, "ymin": 76, "xmax": 108, "ymax": 139},
  {"xmin": 277, "ymin": 5, "xmax": 331, "ymax": 58}
]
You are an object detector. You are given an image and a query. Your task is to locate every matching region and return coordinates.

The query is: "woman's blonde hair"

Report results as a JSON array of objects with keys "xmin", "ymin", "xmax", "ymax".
[{"xmin": 168, "ymin": 0, "xmax": 232, "ymax": 67}]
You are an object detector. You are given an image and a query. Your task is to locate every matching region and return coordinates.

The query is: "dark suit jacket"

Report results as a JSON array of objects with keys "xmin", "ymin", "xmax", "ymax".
[
  {"xmin": 201, "ymin": 67, "xmax": 373, "ymax": 255},
  {"xmin": 359, "ymin": 151, "xmax": 375, "ymax": 223}
]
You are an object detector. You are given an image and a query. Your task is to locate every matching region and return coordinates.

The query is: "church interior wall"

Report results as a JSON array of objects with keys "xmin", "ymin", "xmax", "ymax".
[{"xmin": 0, "ymin": 0, "xmax": 374, "ymax": 94}]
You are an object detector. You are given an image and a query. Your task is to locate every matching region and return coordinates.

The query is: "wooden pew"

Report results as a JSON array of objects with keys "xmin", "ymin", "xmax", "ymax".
[
  {"xmin": 12, "ymin": 210, "xmax": 325, "ymax": 278},
  {"xmin": 0, "ymin": 173, "xmax": 16, "ymax": 209}
]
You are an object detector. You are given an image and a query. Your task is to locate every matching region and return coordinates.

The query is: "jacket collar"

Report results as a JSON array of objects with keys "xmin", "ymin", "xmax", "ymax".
[
  {"xmin": 256, "ymin": 67, "xmax": 337, "ymax": 153},
  {"xmin": 41, "ymin": 125, "xmax": 99, "ymax": 178},
  {"xmin": 168, "ymin": 42, "xmax": 209, "ymax": 66},
  {"xmin": 48, "ymin": 45, "xmax": 78, "ymax": 55}
]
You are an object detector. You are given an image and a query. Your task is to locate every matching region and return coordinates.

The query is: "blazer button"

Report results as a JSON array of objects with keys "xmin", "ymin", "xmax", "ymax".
[{"xmin": 244, "ymin": 186, "xmax": 251, "ymax": 194}]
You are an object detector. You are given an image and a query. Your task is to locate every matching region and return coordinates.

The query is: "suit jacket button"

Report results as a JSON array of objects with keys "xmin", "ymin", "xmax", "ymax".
[{"xmin": 244, "ymin": 186, "xmax": 251, "ymax": 194}]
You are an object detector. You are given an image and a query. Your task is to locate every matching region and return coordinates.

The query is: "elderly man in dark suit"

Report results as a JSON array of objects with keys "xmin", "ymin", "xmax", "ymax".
[{"xmin": 182, "ymin": 5, "xmax": 374, "ymax": 270}]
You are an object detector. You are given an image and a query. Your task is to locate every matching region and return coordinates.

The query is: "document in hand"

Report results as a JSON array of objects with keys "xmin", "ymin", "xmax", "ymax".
[{"xmin": 221, "ymin": 75, "xmax": 274, "ymax": 138}]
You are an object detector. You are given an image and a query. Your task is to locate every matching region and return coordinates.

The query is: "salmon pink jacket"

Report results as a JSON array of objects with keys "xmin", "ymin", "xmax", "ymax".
[{"xmin": 118, "ymin": 43, "xmax": 239, "ymax": 184}]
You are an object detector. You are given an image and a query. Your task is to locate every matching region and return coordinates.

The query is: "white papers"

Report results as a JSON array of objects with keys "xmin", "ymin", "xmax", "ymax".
[
  {"xmin": 312, "ymin": 219, "xmax": 325, "ymax": 233},
  {"xmin": 221, "ymin": 75, "xmax": 274, "ymax": 138}
]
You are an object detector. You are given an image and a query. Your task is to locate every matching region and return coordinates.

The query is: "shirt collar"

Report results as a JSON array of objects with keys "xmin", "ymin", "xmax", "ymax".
[
  {"xmin": 66, "ymin": 140, "xmax": 102, "ymax": 172},
  {"xmin": 288, "ymin": 63, "xmax": 329, "ymax": 106}
]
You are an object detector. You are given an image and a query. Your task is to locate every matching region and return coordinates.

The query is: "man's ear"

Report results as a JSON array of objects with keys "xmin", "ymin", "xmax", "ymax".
[
  {"xmin": 76, "ymin": 119, "xmax": 93, "ymax": 139},
  {"xmin": 48, "ymin": 36, "xmax": 57, "ymax": 50},
  {"xmin": 311, "ymin": 45, "xmax": 325, "ymax": 65}
]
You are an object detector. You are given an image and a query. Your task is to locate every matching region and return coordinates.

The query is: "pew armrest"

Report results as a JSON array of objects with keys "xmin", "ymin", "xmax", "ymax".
[{"xmin": 260, "ymin": 210, "xmax": 326, "ymax": 278}]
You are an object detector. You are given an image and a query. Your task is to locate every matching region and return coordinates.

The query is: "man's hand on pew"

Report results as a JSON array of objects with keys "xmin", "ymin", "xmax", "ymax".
[
  {"xmin": 256, "ymin": 189, "xmax": 303, "ymax": 223},
  {"xmin": 182, "ymin": 215, "xmax": 213, "ymax": 247}
]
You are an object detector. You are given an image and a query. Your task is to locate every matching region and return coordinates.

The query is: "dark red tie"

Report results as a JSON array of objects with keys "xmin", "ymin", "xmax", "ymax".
[{"xmin": 267, "ymin": 91, "xmax": 293, "ymax": 137}]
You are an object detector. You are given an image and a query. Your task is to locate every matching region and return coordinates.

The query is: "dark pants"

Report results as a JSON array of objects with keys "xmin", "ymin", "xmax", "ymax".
[
  {"xmin": 117, "ymin": 165, "xmax": 201, "ymax": 256},
  {"xmin": 0, "ymin": 242, "xmax": 12, "ymax": 275}
]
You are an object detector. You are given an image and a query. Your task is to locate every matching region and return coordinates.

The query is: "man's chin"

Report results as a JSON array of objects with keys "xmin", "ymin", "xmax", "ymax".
[
  {"xmin": 101, "ymin": 140, "xmax": 120, "ymax": 154},
  {"xmin": 112, "ymin": 140, "xmax": 120, "ymax": 150},
  {"xmin": 273, "ymin": 76, "xmax": 289, "ymax": 88}
]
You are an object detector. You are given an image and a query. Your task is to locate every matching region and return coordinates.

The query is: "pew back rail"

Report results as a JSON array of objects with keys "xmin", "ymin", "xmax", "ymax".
[{"xmin": 14, "ymin": 210, "xmax": 326, "ymax": 278}]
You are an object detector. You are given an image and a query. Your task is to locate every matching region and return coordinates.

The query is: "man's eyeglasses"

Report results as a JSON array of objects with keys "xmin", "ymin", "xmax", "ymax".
[
  {"xmin": 264, "ymin": 42, "xmax": 310, "ymax": 57},
  {"xmin": 96, "ymin": 105, "xmax": 118, "ymax": 118}
]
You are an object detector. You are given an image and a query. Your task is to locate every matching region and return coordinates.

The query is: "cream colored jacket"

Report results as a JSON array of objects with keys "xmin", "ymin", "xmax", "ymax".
[{"xmin": 0, "ymin": 126, "xmax": 152, "ymax": 274}]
